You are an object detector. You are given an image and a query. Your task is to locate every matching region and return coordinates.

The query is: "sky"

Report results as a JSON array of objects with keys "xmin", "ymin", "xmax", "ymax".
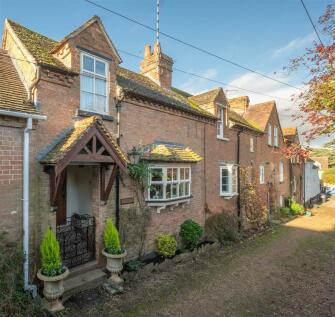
[{"xmin": 0, "ymin": 0, "xmax": 333, "ymax": 147}]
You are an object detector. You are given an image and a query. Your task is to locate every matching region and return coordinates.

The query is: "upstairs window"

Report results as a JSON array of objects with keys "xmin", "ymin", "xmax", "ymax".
[
  {"xmin": 217, "ymin": 106, "xmax": 225, "ymax": 139},
  {"xmin": 259, "ymin": 165, "xmax": 265, "ymax": 184},
  {"xmin": 80, "ymin": 52, "xmax": 108, "ymax": 114},
  {"xmin": 250, "ymin": 137, "xmax": 254, "ymax": 152},
  {"xmin": 279, "ymin": 161, "xmax": 284, "ymax": 182},
  {"xmin": 148, "ymin": 166, "xmax": 191, "ymax": 201},
  {"xmin": 220, "ymin": 164, "xmax": 238, "ymax": 196},
  {"xmin": 274, "ymin": 126, "xmax": 279, "ymax": 147},
  {"xmin": 268, "ymin": 123, "xmax": 272, "ymax": 146}
]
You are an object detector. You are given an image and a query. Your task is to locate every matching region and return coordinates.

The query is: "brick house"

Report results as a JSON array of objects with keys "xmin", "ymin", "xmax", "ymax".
[{"xmin": 0, "ymin": 16, "xmax": 299, "ymax": 290}]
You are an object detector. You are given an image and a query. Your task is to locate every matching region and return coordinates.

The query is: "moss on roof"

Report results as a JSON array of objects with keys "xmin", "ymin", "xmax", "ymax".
[
  {"xmin": 40, "ymin": 116, "xmax": 128, "ymax": 165},
  {"xmin": 7, "ymin": 19, "xmax": 68, "ymax": 70},
  {"xmin": 117, "ymin": 67, "xmax": 215, "ymax": 119},
  {"xmin": 229, "ymin": 110, "xmax": 263, "ymax": 133},
  {"xmin": 142, "ymin": 142, "xmax": 202, "ymax": 162}
]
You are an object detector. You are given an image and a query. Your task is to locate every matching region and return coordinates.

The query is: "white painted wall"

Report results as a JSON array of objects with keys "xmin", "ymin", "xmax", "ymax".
[
  {"xmin": 66, "ymin": 165, "xmax": 93, "ymax": 217},
  {"xmin": 304, "ymin": 162, "xmax": 321, "ymax": 202}
]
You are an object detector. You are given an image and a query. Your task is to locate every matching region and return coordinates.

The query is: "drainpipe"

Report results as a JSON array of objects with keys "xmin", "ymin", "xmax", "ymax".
[
  {"xmin": 115, "ymin": 99, "xmax": 122, "ymax": 229},
  {"xmin": 22, "ymin": 117, "xmax": 37, "ymax": 296},
  {"xmin": 237, "ymin": 129, "xmax": 242, "ymax": 230}
]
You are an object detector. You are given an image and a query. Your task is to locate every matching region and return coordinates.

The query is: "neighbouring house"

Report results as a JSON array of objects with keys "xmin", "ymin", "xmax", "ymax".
[
  {"xmin": 282, "ymin": 127, "xmax": 305, "ymax": 204},
  {"xmin": 309, "ymin": 156, "xmax": 329, "ymax": 179},
  {"xmin": 304, "ymin": 158, "xmax": 321, "ymax": 206},
  {"xmin": 0, "ymin": 16, "xmax": 300, "ymax": 293},
  {"xmin": 229, "ymin": 97, "xmax": 291, "ymax": 211}
]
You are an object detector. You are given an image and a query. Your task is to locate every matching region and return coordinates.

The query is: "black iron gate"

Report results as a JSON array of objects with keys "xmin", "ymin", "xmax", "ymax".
[{"xmin": 56, "ymin": 214, "xmax": 95, "ymax": 268}]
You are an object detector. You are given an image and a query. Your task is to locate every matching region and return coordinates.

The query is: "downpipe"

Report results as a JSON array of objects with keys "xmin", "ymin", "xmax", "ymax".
[{"xmin": 23, "ymin": 117, "xmax": 37, "ymax": 297}]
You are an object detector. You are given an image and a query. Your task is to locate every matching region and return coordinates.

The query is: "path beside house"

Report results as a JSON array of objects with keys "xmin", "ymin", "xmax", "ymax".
[{"xmin": 65, "ymin": 197, "xmax": 335, "ymax": 317}]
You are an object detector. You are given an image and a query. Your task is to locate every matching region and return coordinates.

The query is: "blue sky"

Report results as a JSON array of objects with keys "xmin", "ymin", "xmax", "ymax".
[{"xmin": 0, "ymin": 0, "xmax": 332, "ymax": 146}]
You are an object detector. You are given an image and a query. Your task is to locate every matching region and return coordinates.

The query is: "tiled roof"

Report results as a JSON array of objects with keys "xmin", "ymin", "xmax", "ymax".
[
  {"xmin": 243, "ymin": 101, "xmax": 275, "ymax": 131},
  {"xmin": 229, "ymin": 110, "xmax": 263, "ymax": 133},
  {"xmin": 282, "ymin": 127, "xmax": 297, "ymax": 137},
  {"xmin": 188, "ymin": 88, "xmax": 222, "ymax": 105},
  {"xmin": 117, "ymin": 67, "xmax": 215, "ymax": 119},
  {"xmin": 142, "ymin": 141, "xmax": 202, "ymax": 162},
  {"xmin": 7, "ymin": 19, "xmax": 68, "ymax": 71},
  {"xmin": 40, "ymin": 116, "xmax": 128, "ymax": 165},
  {"xmin": 0, "ymin": 49, "xmax": 38, "ymax": 114}
]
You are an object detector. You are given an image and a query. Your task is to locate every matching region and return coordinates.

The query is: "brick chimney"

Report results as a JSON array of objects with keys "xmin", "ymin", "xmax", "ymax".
[
  {"xmin": 140, "ymin": 42, "xmax": 173, "ymax": 90},
  {"xmin": 228, "ymin": 96, "xmax": 250, "ymax": 114}
]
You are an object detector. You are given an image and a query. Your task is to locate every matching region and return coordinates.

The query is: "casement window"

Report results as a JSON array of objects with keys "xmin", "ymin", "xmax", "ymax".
[
  {"xmin": 80, "ymin": 52, "xmax": 108, "ymax": 114},
  {"xmin": 250, "ymin": 137, "xmax": 254, "ymax": 152},
  {"xmin": 274, "ymin": 126, "xmax": 278, "ymax": 147},
  {"xmin": 217, "ymin": 106, "xmax": 226, "ymax": 139},
  {"xmin": 268, "ymin": 123, "xmax": 272, "ymax": 146},
  {"xmin": 220, "ymin": 164, "xmax": 238, "ymax": 196},
  {"xmin": 259, "ymin": 165, "xmax": 265, "ymax": 184},
  {"xmin": 279, "ymin": 161, "xmax": 284, "ymax": 182},
  {"xmin": 148, "ymin": 166, "xmax": 191, "ymax": 201},
  {"xmin": 279, "ymin": 195, "xmax": 284, "ymax": 207}
]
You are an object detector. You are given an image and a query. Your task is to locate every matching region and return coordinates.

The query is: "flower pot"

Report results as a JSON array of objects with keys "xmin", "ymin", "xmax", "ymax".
[
  {"xmin": 37, "ymin": 268, "xmax": 69, "ymax": 313},
  {"xmin": 102, "ymin": 249, "xmax": 127, "ymax": 289}
]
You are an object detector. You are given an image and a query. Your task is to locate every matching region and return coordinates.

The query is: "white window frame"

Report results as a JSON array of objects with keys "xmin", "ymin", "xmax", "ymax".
[
  {"xmin": 293, "ymin": 176, "xmax": 297, "ymax": 193},
  {"xmin": 279, "ymin": 195, "xmax": 284, "ymax": 207},
  {"xmin": 259, "ymin": 165, "xmax": 265, "ymax": 184},
  {"xmin": 268, "ymin": 123, "xmax": 272, "ymax": 146},
  {"xmin": 250, "ymin": 137, "xmax": 254, "ymax": 152},
  {"xmin": 80, "ymin": 51, "xmax": 109, "ymax": 114},
  {"xmin": 216, "ymin": 104, "xmax": 227, "ymax": 140},
  {"xmin": 147, "ymin": 165, "xmax": 191, "ymax": 201},
  {"xmin": 279, "ymin": 161, "xmax": 284, "ymax": 182},
  {"xmin": 220, "ymin": 164, "xmax": 238, "ymax": 197},
  {"xmin": 274, "ymin": 126, "xmax": 278, "ymax": 147}
]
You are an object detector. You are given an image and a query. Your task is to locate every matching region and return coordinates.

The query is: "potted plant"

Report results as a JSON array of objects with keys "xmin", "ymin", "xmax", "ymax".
[
  {"xmin": 102, "ymin": 218, "xmax": 126, "ymax": 288},
  {"xmin": 37, "ymin": 227, "xmax": 69, "ymax": 313}
]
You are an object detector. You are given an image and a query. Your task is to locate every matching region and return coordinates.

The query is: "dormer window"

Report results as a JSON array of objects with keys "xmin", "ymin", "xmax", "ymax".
[
  {"xmin": 217, "ymin": 105, "xmax": 226, "ymax": 139},
  {"xmin": 80, "ymin": 52, "xmax": 108, "ymax": 114}
]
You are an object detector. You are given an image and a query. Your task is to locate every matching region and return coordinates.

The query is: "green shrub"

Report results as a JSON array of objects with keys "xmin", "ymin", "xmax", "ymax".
[
  {"xmin": 156, "ymin": 234, "xmax": 177, "ymax": 258},
  {"xmin": 0, "ymin": 232, "xmax": 42, "ymax": 316},
  {"xmin": 125, "ymin": 260, "xmax": 144, "ymax": 272},
  {"xmin": 40, "ymin": 227, "xmax": 64, "ymax": 276},
  {"xmin": 205, "ymin": 212, "xmax": 240, "ymax": 245},
  {"xmin": 104, "ymin": 218, "xmax": 122, "ymax": 254},
  {"xmin": 289, "ymin": 197, "xmax": 304, "ymax": 215},
  {"xmin": 179, "ymin": 219, "xmax": 203, "ymax": 250},
  {"xmin": 279, "ymin": 207, "xmax": 291, "ymax": 217}
]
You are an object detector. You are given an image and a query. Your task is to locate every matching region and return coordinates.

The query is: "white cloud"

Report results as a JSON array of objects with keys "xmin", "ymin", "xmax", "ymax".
[
  {"xmin": 227, "ymin": 71, "xmax": 328, "ymax": 147},
  {"xmin": 178, "ymin": 68, "xmax": 219, "ymax": 94},
  {"xmin": 271, "ymin": 33, "xmax": 316, "ymax": 58}
]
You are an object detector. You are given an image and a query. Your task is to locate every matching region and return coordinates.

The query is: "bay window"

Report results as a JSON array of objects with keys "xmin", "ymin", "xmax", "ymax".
[
  {"xmin": 220, "ymin": 164, "xmax": 238, "ymax": 196},
  {"xmin": 80, "ymin": 52, "xmax": 108, "ymax": 114},
  {"xmin": 148, "ymin": 166, "xmax": 191, "ymax": 201}
]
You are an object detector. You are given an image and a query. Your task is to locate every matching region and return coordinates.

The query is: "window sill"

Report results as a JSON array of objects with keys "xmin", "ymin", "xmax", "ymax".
[
  {"xmin": 147, "ymin": 196, "xmax": 192, "ymax": 213},
  {"xmin": 217, "ymin": 137, "xmax": 229, "ymax": 141},
  {"xmin": 220, "ymin": 193, "xmax": 238, "ymax": 199},
  {"xmin": 77, "ymin": 109, "xmax": 114, "ymax": 122}
]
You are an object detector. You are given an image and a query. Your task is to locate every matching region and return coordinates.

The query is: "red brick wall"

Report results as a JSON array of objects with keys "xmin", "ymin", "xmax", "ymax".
[{"xmin": 0, "ymin": 118, "xmax": 24, "ymax": 240}]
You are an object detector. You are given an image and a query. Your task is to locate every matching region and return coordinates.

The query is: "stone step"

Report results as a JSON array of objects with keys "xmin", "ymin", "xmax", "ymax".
[
  {"xmin": 63, "ymin": 268, "xmax": 107, "ymax": 301},
  {"xmin": 68, "ymin": 260, "xmax": 99, "ymax": 279}
]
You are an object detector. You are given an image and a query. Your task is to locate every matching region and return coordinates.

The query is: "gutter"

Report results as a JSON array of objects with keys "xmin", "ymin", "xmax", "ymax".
[{"xmin": 0, "ymin": 110, "xmax": 46, "ymax": 296}]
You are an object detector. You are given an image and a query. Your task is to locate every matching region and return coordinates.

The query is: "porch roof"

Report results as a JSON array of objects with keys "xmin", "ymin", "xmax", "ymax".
[
  {"xmin": 40, "ymin": 116, "xmax": 128, "ymax": 167},
  {"xmin": 141, "ymin": 141, "xmax": 203, "ymax": 163}
]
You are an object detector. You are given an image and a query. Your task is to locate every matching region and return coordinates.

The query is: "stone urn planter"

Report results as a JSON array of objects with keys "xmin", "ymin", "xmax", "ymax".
[
  {"xmin": 37, "ymin": 268, "xmax": 69, "ymax": 313},
  {"xmin": 102, "ymin": 249, "xmax": 127, "ymax": 289}
]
